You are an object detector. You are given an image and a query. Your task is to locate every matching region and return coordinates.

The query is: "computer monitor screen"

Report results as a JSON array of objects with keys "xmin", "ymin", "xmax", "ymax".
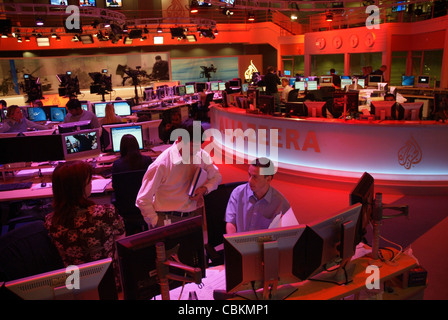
[
  {"xmin": 349, "ymin": 172, "xmax": 374, "ymax": 246},
  {"xmin": 258, "ymin": 95, "xmax": 275, "ymax": 115},
  {"xmin": 320, "ymin": 76, "xmax": 333, "ymax": 85},
  {"xmin": 368, "ymin": 75, "xmax": 383, "ymax": 87},
  {"xmin": 176, "ymin": 85, "xmax": 186, "ymax": 96},
  {"xmin": 116, "ymin": 216, "xmax": 206, "ymax": 300},
  {"xmin": 306, "ymin": 81, "xmax": 318, "ymax": 91},
  {"xmin": 401, "ymin": 102, "xmax": 423, "ymax": 120},
  {"xmin": 58, "ymin": 120, "xmax": 91, "ymax": 133},
  {"xmin": 80, "ymin": 102, "xmax": 89, "ymax": 111},
  {"xmin": 401, "ymin": 75, "xmax": 415, "ymax": 86},
  {"xmin": 357, "ymin": 78, "xmax": 365, "ymax": 88},
  {"xmin": 370, "ymin": 101, "xmax": 395, "ymax": 120},
  {"xmin": 224, "ymin": 225, "xmax": 306, "ymax": 299},
  {"xmin": 110, "ymin": 125, "xmax": 143, "ymax": 153},
  {"xmin": 79, "ymin": 0, "xmax": 96, "ymax": 6},
  {"xmin": 105, "ymin": 0, "xmax": 122, "ymax": 8},
  {"xmin": 289, "ymin": 78, "xmax": 296, "ymax": 87},
  {"xmin": 241, "ymin": 83, "xmax": 249, "ymax": 94},
  {"xmin": 50, "ymin": 107, "xmax": 66, "ymax": 122},
  {"xmin": 304, "ymin": 101, "xmax": 327, "ymax": 118},
  {"xmin": 113, "ymin": 101, "xmax": 132, "ymax": 117},
  {"xmin": 61, "ymin": 128, "xmax": 100, "ymax": 160},
  {"xmin": 229, "ymin": 80, "xmax": 241, "ymax": 88},
  {"xmin": 27, "ymin": 107, "xmax": 48, "ymax": 121},
  {"xmin": 341, "ymin": 79, "xmax": 352, "ymax": 88},
  {"xmin": 417, "ymin": 75, "xmax": 430, "ymax": 88},
  {"xmin": 294, "ymin": 81, "xmax": 305, "ymax": 91},
  {"xmin": 301, "ymin": 203, "xmax": 362, "ymax": 284},
  {"xmin": 196, "ymin": 82, "xmax": 207, "ymax": 93},
  {"xmin": 5, "ymin": 258, "xmax": 115, "ymax": 300},
  {"xmin": 185, "ymin": 84, "xmax": 195, "ymax": 95},
  {"xmin": 218, "ymin": 82, "xmax": 226, "ymax": 91},
  {"xmin": 50, "ymin": 0, "xmax": 67, "ymax": 5},
  {"xmin": 93, "ymin": 103, "xmax": 107, "ymax": 118},
  {"xmin": 332, "ymin": 92, "xmax": 359, "ymax": 118},
  {"xmin": 210, "ymin": 82, "xmax": 219, "ymax": 92}
]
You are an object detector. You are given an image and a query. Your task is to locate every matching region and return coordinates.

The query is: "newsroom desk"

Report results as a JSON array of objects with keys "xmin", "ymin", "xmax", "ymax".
[{"xmin": 209, "ymin": 106, "xmax": 448, "ymax": 188}]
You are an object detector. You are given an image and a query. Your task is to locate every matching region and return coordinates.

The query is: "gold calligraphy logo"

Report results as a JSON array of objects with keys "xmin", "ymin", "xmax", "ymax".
[
  {"xmin": 244, "ymin": 60, "xmax": 258, "ymax": 82},
  {"xmin": 398, "ymin": 136, "xmax": 422, "ymax": 170}
]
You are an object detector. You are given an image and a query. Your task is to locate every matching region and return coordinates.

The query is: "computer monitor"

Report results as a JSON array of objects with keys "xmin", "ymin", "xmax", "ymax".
[
  {"xmin": 368, "ymin": 74, "xmax": 383, "ymax": 88},
  {"xmin": 116, "ymin": 216, "xmax": 206, "ymax": 300},
  {"xmin": 229, "ymin": 79, "xmax": 241, "ymax": 89},
  {"xmin": 258, "ymin": 95, "xmax": 275, "ymax": 115},
  {"xmin": 210, "ymin": 82, "xmax": 219, "ymax": 92},
  {"xmin": 357, "ymin": 78, "xmax": 365, "ymax": 88},
  {"xmin": 349, "ymin": 172, "xmax": 375, "ymax": 246},
  {"xmin": 241, "ymin": 83, "xmax": 249, "ymax": 94},
  {"xmin": 112, "ymin": 101, "xmax": 132, "ymax": 117},
  {"xmin": 224, "ymin": 225, "xmax": 306, "ymax": 300},
  {"xmin": 156, "ymin": 86, "xmax": 166, "ymax": 99},
  {"xmin": 110, "ymin": 125, "xmax": 143, "ymax": 153},
  {"xmin": 175, "ymin": 85, "xmax": 186, "ymax": 96},
  {"xmin": 320, "ymin": 76, "xmax": 333, "ymax": 87},
  {"xmin": 332, "ymin": 92, "xmax": 359, "ymax": 118},
  {"xmin": 304, "ymin": 101, "xmax": 327, "ymax": 118},
  {"xmin": 218, "ymin": 82, "xmax": 226, "ymax": 91},
  {"xmin": 302, "ymin": 203, "xmax": 362, "ymax": 285},
  {"xmin": 285, "ymin": 102, "xmax": 307, "ymax": 117},
  {"xmin": 58, "ymin": 120, "xmax": 91, "ymax": 133},
  {"xmin": 401, "ymin": 75, "xmax": 415, "ymax": 86},
  {"xmin": 27, "ymin": 107, "xmax": 48, "ymax": 122},
  {"xmin": 196, "ymin": 82, "xmax": 207, "ymax": 93},
  {"xmin": 370, "ymin": 101, "xmax": 395, "ymax": 120},
  {"xmin": 416, "ymin": 75, "xmax": 430, "ymax": 88},
  {"xmin": 4, "ymin": 258, "xmax": 116, "ymax": 300},
  {"xmin": 80, "ymin": 101, "xmax": 90, "ymax": 112},
  {"xmin": 50, "ymin": 107, "xmax": 66, "ymax": 122},
  {"xmin": 341, "ymin": 79, "xmax": 353, "ymax": 88},
  {"xmin": 401, "ymin": 102, "xmax": 423, "ymax": 120},
  {"xmin": 289, "ymin": 78, "xmax": 296, "ymax": 87},
  {"xmin": 185, "ymin": 84, "xmax": 195, "ymax": 95},
  {"xmin": 294, "ymin": 81, "xmax": 305, "ymax": 91},
  {"xmin": 21, "ymin": 129, "xmax": 55, "ymax": 136},
  {"xmin": 61, "ymin": 128, "xmax": 100, "ymax": 160},
  {"xmin": 93, "ymin": 102, "xmax": 107, "ymax": 118},
  {"xmin": 0, "ymin": 134, "xmax": 64, "ymax": 164},
  {"xmin": 306, "ymin": 81, "xmax": 318, "ymax": 91}
]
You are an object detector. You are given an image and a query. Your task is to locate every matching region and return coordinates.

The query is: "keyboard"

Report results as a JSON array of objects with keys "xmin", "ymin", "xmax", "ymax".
[{"xmin": 0, "ymin": 182, "xmax": 33, "ymax": 192}]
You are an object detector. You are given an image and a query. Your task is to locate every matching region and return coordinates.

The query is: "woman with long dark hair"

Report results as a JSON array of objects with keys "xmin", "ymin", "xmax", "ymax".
[{"xmin": 112, "ymin": 134, "xmax": 152, "ymax": 173}]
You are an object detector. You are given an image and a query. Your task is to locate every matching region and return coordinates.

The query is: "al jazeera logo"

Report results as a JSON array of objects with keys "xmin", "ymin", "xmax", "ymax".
[{"xmin": 398, "ymin": 136, "xmax": 422, "ymax": 169}]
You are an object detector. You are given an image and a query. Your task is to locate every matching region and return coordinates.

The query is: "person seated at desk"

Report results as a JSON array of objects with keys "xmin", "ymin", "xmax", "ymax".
[
  {"xmin": 112, "ymin": 134, "xmax": 153, "ymax": 174},
  {"xmin": 64, "ymin": 98, "xmax": 100, "ymax": 128},
  {"xmin": 44, "ymin": 161, "xmax": 125, "ymax": 289},
  {"xmin": 330, "ymin": 68, "xmax": 341, "ymax": 88},
  {"xmin": 0, "ymin": 105, "xmax": 49, "ymax": 133},
  {"xmin": 384, "ymin": 93, "xmax": 404, "ymax": 120},
  {"xmin": 225, "ymin": 157, "xmax": 296, "ymax": 234},
  {"xmin": 280, "ymin": 77, "xmax": 293, "ymax": 104},
  {"xmin": 100, "ymin": 103, "xmax": 123, "ymax": 125},
  {"xmin": 158, "ymin": 110, "xmax": 182, "ymax": 144}
]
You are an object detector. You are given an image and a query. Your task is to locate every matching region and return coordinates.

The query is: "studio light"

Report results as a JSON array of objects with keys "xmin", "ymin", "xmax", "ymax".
[
  {"xmin": 248, "ymin": 12, "xmax": 255, "ymax": 22},
  {"xmin": 35, "ymin": 17, "xmax": 44, "ymax": 26},
  {"xmin": 186, "ymin": 34, "xmax": 197, "ymax": 42},
  {"xmin": 326, "ymin": 12, "xmax": 333, "ymax": 21},
  {"xmin": 190, "ymin": 0, "xmax": 199, "ymax": 14}
]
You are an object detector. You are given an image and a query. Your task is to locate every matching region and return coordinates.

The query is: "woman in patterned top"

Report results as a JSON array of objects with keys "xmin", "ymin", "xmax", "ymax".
[{"xmin": 44, "ymin": 160, "xmax": 125, "ymax": 290}]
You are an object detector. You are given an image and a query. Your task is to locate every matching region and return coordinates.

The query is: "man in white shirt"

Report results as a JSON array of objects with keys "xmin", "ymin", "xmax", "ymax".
[
  {"xmin": 280, "ymin": 78, "xmax": 293, "ymax": 104},
  {"xmin": 136, "ymin": 121, "xmax": 222, "ymax": 228},
  {"xmin": 64, "ymin": 98, "xmax": 100, "ymax": 128}
]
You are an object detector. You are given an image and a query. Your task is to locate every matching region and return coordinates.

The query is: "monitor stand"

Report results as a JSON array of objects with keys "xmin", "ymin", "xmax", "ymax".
[
  {"xmin": 235, "ymin": 284, "xmax": 297, "ymax": 301},
  {"xmin": 309, "ymin": 259, "xmax": 356, "ymax": 285}
]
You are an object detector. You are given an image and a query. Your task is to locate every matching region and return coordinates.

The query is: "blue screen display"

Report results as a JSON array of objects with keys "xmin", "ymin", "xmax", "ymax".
[
  {"xmin": 28, "ymin": 107, "xmax": 47, "ymax": 121},
  {"xmin": 51, "ymin": 107, "xmax": 66, "ymax": 122},
  {"xmin": 402, "ymin": 76, "xmax": 415, "ymax": 86}
]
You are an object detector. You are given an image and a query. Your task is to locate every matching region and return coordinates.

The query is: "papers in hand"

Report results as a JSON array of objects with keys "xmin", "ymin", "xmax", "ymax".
[
  {"xmin": 269, "ymin": 207, "xmax": 299, "ymax": 229},
  {"xmin": 188, "ymin": 167, "xmax": 207, "ymax": 197}
]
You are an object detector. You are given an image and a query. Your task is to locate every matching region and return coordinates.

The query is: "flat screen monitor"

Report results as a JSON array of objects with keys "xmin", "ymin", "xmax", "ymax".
[
  {"xmin": 176, "ymin": 85, "xmax": 186, "ymax": 96},
  {"xmin": 93, "ymin": 102, "xmax": 107, "ymax": 118},
  {"xmin": 294, "ymin": 81, "xmax": 305, "ymax": 91},
  {"xmin": 113, "ymin": 101, "xmax": 132, "ymax": 117},
  {"xmin": 80, "ymin": 101, "xmax": 90, "ymax": 111},
  {"xmin": 304, "ymin": 101, "xmax": 326, "ymax": 118},
  {"xmin": 341, "ymin": 75, "xmax": 350, "ymax": 80},
  {"xmin": 258, "ymin": 95, "xmax": 275, "ymax": 115},
  {"xmin": 302, "ymin": 203, "xmax": 362, "ymax": 285},
  {"xmin": 229, "ymin": 80, "xmax": 240, "ymax": 88},
  {"xmin": 401, "ymin": 102, "xmax": 423, "ymax": 120},
  {"xmin": 332, "ymin": 92, "xmax": 359, "ymax": 118},
  {"xmin": 58, "ymin": 120, "xmax": 91, "ymax": 133},
  {"xmin": 241, "ymin": 83, "xmax": 249, "ymax": 94},
  {"xmin": 349, "ymin": 172, "xmax": 375, "ymax": 246},
  {"xmin": 320, "ymin": 76, "xmax": 333, "ymax": 86},
  {"xmin": 370, "ymin": 101, "xmax": 395, "ymax": 120},
  {"xmin": 341, "ymin": 79, "xmax": 352, "ymax": 88},
  {"xmin": 185, "ymin": 84, "xmax": 195, "ymax": 95},
  {"xmin": 416, "ymin": 75, "xmax": 430, "ymax": 88},
  {"xmin": 306, "ymin": 81, "xmax": 318, "ymax": 91},
  {"xmin": 61, "ymin": 128, "xmax": 100, "ymax": 160},
  {"xmin": 196, "ymin": 82, "xmax": 207, "ymax": 93},
  {"xmin": 0, "ymin": 134, "xmax": 64, "ymax": 164},
  {"xmin": 401, "ymin": 75, "xmax": 415, "ymax": 86},
  {"xmin": 105, "ymin": 0, "xmax": 122, "ymax": 8},
  {"xmin": 224, "ymin": 225, "xmax": 306, "ymax": 300},
  {"xmin": 308, "ymin": 76, "xmax": 319, "ymax": 84},
  {"xmin": 50, "ymin": 0, "xmax": 68, "ymax": 5},
  {"xmin": 368, "ymin": 75, "xmax": 383, "ymax": 87},
  {"xmin": 27, "ymin": 107, "xmax": 48, "ymax": 122},
  {"xmin": 116, "ymin": 216, "xmax": 206, "ymax": 300},
  {"xmin": 357, "ymin": 78, "xmax": 365, "ymax": 88},
  {"xmin": 289, "ymin": 78, "xmax": 296, "ymax": 87},
  {"xmin": 79, "ymin": 0, "xmax": 96, "ymax": 6},
  {"xmin": 50, "ymin": 107, "xmax": 66, "ymax": 122},
  {"xmin": 110, "ymin": 125, "xmax": 143, "ymax": 153},
  {"xmin": 218, "ymin": 82, "xmax": 226, "ymax": 91},
  {"xmin": 4, "ymin": 258, "xmax": 116, "ymax": 300},
  {"xmin": 210, "ymin": 82, "xmax": 219, "ymax": 92}
]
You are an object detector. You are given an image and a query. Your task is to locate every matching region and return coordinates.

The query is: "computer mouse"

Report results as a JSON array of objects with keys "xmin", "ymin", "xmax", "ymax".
[{"xmin": 41, "ymin": 182, "xmax": 47, "ymax": 187}]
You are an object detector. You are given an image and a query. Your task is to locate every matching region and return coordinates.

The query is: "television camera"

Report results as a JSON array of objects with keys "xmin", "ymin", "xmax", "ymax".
[{"xmin": 89, "ymin": 69, "xmax": 112, "ymax": 102}]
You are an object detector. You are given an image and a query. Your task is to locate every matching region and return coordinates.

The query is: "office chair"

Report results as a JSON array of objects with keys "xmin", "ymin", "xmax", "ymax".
[
  {"xmin": 287, "ymin": 89, "xmax": 300, "ymax": 102},
  {"xmin": 196, "ymin": 92, "xmax": 215, "ymax": 121},
  {"xmin": 203, "ymin": 181, "xmax": 245, "ymax": 266},
  {"xmin": 111, "ymin": 170, "xmax": 148, "ymax": 236}
]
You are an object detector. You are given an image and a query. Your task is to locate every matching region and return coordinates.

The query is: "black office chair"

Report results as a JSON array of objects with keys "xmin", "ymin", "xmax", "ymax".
[
  {"xmin": 203, "ymin": 181, "xmax": 245, "ymax": 266},
  {"xmin": 111, "ymin": 170, "xmax": 148, "ymax": 236},
  {"xmin": 287, "ymin": 89, "xmax": 300, "ymax": 102},
  {"xmin": 197, "ymin": 92, "xmax": 215, "ymax": 121}
]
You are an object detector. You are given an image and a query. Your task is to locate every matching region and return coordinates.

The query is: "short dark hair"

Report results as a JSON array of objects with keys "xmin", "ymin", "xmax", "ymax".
[
  {"xmin": 251, "ymin": 157, "xmax": 275, "ymax": 177},
  {"xmin": 384, "ymin": 93, "xmax": 396, "ymax": 100},
  {"xmin": 330, "ymin": 68, "xmax": 336, "ymax": 73},
  {"xmin": 66, "ymin": 98, "xmax": 81, "ymax": 110}
]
